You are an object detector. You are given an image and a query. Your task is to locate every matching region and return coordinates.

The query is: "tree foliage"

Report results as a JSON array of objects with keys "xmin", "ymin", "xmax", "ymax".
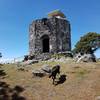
[
  {"xmin": 0, "ymin": 53, "xmax": 2, "ymax": 58},
  {"xmin": 74, "ymin": 32, "xmax": 100, "ymax": 54}
]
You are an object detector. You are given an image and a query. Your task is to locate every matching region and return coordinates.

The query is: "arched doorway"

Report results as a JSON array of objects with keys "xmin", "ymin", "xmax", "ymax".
[{"xmin": 41, "ymin": 35, "xmax": 49, "ymax": 53}]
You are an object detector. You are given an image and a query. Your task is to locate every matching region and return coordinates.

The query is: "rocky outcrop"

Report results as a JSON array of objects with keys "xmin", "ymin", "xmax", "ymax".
[
  {"xmin": 17, "ymin": 60, "xmax": 38, "ymax": 67},
  {"xmin": 74, "ymin": 53, "xmax": 96, "ymax": 62},
  {"xmin": 35, "ymin": 53, "xmax": 51, "ymax": 61}
]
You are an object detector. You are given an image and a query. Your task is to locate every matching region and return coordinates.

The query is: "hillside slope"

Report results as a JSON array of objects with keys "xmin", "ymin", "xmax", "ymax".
[{"xmin": 0, "ymin": 62, "xmax": 100, "ymax": 100}]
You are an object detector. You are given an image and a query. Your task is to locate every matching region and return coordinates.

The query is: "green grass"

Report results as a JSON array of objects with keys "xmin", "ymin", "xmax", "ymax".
[
  {"xmin": 76, "ymin": 69, "xmax": 90, "ymax": 78},
  {"xmin": 51, "ymin": 53, "xmax": 66, "ymax": 59}
]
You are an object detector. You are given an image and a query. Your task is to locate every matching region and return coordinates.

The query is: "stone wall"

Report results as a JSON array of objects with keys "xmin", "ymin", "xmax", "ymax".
[{"xmin": 29, "ymin": 17, "xmax": 71, "ymax": 55}]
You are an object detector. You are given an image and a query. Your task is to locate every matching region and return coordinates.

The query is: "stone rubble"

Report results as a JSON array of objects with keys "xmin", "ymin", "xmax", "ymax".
[{"xmin": 74, "ymin": 53, "xmax": 96, "ymax": 62}]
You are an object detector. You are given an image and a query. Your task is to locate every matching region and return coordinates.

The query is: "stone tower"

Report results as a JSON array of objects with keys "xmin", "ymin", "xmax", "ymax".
[{"xmin": 29, "ymin": 10, "xmax": 71, "ymax": 55}]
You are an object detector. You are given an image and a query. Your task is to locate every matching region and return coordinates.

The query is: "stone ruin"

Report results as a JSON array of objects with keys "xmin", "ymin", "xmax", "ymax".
[{"xmin": 29, "ymin": 10, "xmax": 71, "ymax": 60}]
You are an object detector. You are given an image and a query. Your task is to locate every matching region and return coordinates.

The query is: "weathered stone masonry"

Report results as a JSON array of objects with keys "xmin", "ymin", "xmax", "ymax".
[{"xmin": 29, "ymin": 12, "xmax": 71, "ymax": 55}]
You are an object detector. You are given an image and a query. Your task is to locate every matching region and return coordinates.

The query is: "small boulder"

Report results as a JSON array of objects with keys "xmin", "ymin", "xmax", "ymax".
[
  {"xmin": 32, "ymin": 65, "xmax": 52, "ymax": 77},
  {"xmin": 95, "ymin": 96, "xmax": 100, "ymax": 100},
  {"xmin": 25, "ymin": 60, "xmax": 38, "ymax": 65},
  {"xmin": 32, "ymin": 69, "xmax": 45, "ymax": 77},
  {"xmin": 41, "ymin": 64, "xmax": 51, "ymax": 73}
]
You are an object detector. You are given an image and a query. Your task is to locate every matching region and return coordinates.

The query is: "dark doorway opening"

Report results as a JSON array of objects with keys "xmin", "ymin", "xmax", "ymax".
[{"xmin": 42, "ymin": 35, "xmax": 49, "ymax": 53}]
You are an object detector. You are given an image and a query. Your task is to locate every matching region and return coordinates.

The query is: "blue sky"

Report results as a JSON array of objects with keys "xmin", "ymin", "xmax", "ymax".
[{"xmin": 0, "ymin": 0, "xmax": 100, "ymax": 60}]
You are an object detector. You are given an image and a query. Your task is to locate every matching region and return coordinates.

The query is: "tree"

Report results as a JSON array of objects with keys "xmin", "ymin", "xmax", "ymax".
[
  {"xmin": 73, "ymin": 32, "xmax": 100, "ymax": 54},
  {"xmin": 0, "ymin": 53, "xmax": 2, "ymax": 58}
]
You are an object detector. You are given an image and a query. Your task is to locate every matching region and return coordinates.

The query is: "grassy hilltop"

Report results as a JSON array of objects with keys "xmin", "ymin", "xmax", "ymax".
[{"xmin": 0, "ymin": 61, "xmax": 100, "ymax": 100}]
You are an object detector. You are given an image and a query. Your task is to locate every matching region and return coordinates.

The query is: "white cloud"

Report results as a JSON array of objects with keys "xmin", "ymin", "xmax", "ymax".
[{"xmin": 0, "ymin": 56, "xmax": 24, "ymax": 63}]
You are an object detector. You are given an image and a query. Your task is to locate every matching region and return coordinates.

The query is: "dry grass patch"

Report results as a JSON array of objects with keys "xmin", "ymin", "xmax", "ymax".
[{"xmin": 0, "ymin": 62, "xmax": 100, "ymax": 100}]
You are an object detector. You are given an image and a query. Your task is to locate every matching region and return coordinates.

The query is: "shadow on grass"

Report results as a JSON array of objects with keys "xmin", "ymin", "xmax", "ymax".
[
  {"xmin": 54, "ymin": 74, "xmax": 67, "ymax": 86},
  {"xmin": 0, "ymin": 81, "xmax": 26, "ymax": 100},
  {"xmin": 0, "ymin": 70, "xmax": 6, "ymax": 77}
]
